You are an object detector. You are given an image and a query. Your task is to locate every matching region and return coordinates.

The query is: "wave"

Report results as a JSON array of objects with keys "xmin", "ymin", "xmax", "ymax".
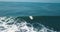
[{"xmin": 0, "ymin": 17, "xmax": 58, "ymax": 32}]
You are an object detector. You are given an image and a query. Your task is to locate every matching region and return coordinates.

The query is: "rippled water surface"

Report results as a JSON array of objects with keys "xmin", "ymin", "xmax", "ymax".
[{"xmin": 0, "ymin": 2, "xmax": 60, "ymax": 16}]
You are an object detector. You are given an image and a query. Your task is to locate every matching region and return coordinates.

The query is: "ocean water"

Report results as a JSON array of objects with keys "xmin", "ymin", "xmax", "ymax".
[
  {"xmin": 0, "ymin": 2, "xmax": 60, "ymax": 16},
  {"xmin": 0, "ymin": 2, "xmax": 60, "ymax": 32},
  {"xmin": 0, "ymin": 17, "xmax": 59, "ymax": 32}
]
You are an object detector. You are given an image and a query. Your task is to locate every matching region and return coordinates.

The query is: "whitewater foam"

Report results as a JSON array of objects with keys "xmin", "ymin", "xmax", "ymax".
[{"xmin": 0, "ymin": 17, "xmax": 58, "ymax": 32}]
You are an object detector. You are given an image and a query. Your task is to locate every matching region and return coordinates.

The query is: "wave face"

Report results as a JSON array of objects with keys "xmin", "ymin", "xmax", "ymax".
[{"xmin": 0, "ymin": 17, "xmax": 58, "ymax": 32}]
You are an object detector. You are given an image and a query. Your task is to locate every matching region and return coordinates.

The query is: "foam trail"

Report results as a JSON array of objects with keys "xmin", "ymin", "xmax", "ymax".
[{"xmin": 0, "ymin": 17, "xmax": 58, "ymax": 32}]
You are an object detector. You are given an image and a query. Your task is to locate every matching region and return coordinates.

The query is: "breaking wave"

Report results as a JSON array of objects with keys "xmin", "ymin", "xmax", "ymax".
[{"xmin": 0, "ymin": 17, "xmax": 58, "ymax": 32}]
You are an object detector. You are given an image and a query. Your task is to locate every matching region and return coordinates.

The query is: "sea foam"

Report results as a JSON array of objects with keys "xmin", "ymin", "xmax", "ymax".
[{"xmin": 0, "ymin": 17, "xmax": 58, "ymax": 32}]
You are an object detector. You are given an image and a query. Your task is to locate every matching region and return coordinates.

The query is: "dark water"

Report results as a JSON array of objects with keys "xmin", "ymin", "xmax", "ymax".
[
  {"xmin": 0, "ymin": 2, "xmax": 60, "ymax": 16},
  {"xmin": 17, "ymin": 16, "xmax": 60, "ymax": 31},
  {"xmin": 0, "ymin": 2, "xmax": 60, "ymax": 31}
]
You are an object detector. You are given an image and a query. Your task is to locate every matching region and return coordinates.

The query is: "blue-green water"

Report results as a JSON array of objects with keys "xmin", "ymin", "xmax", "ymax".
[
  {"xmin": 0, "ymin": 2, "xmax": 60, "ymax": 16},
  {"xmin": 0, "ymin": 2, "xmax": 60, "ymax": 31}
]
